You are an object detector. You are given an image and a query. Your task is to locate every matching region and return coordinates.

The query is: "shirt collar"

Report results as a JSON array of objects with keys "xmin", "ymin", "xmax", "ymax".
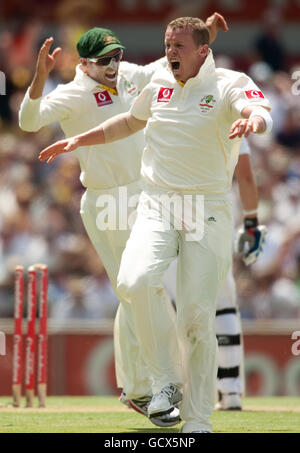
[
  {"xmin": 194, "ymin": 49, "xmax": 216, "ymax": 81},
  {"xmin": 99, "ymin": 84, "xmax": 118, "ymax": 96},
  {"xmin": 74, "ymin": 65, "xmax": 118, "ymax": 95},
  {"xmin": 176, "ymin": 49, "xmax": 216, "ymax": 87}
]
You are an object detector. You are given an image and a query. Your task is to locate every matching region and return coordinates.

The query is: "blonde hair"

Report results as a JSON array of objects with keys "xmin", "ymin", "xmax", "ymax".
[{"xmin": 167, "ymin": 17, "xmax": 209, "ymax": 47}]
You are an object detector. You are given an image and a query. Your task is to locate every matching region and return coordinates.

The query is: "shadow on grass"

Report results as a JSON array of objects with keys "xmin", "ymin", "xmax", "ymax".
[{"xmin": 121, "ymin": 427, "xmax": 181, "ymax": 433}]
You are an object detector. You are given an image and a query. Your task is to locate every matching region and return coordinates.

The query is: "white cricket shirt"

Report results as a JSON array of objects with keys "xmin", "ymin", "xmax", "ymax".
[
  {"xmin": 130, "ymin": 50, "xmax": 270, "ymax": 195},
  {"xmin": 19, "ymin": 59, "xmax": 166, "ymax": 190}
]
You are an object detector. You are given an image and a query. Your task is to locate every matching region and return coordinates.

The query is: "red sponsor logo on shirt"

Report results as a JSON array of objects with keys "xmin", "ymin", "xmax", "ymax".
[
  {"xmin": 93, "ymin": 91, "xmax": 113, "ymax": 106},
  {"xmin": 157, "ymin": 87, "xmax": 174, "ymax": 103},
  {"xmin": 128, "ymin": 86, "xmax": 137, "ymax": 95},
  {"xmin": 245, "ymin": 90, "xmax": 265, "ymax": 99}
]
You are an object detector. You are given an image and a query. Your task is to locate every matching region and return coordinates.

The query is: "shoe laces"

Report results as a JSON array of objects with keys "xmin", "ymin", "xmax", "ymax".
[
  {"xmin": 157, "ymin": 384, "xmax": 177, "ymax": 400},
  {"xmin": 132, "ymin": 395, "xmax": 152, "ymax": 410}
]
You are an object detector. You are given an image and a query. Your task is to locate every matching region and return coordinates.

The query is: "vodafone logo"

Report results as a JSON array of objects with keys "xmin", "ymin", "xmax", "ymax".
[
  {"xmin": 245, "ymin": 90, "xmax": 265, "ymax": 99},
  {"xmin": 162, "ymin": 88, "xmax": 171, "ymax": 98},
  {"xmin": 157, "ymin": 87, "xmax": 174, "ymax": 103},
  {"xmin": 93, "ymin": 91, "xmax": 113, "ymax": 107}
]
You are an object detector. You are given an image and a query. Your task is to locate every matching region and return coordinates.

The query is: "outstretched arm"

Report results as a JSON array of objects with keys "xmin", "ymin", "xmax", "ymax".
[
  {"xmin": 229, "ymin": 106, "xmax": 272, "ymax": 139},
  {"xmin": 38, "ymin": 112, "xmax": 147, "ymax": 163}
]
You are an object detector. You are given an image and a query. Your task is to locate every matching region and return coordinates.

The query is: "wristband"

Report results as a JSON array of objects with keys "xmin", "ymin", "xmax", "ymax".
[
  {"xmin": 244, "ymin": 217, "xmax": 258, "ymax": 229},
  {"xmin": 243, "ymin": 209, "xmax": 258, "ymax": 217},
  {"xmin": 249, "ymin": 107, "xmax": 273, "ymax": 134}
]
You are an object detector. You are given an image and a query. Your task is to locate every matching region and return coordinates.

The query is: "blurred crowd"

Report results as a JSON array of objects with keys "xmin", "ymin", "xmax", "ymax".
[{"xmin": 0, "ymin": 10, "xmax": 299, "ymax": 320}]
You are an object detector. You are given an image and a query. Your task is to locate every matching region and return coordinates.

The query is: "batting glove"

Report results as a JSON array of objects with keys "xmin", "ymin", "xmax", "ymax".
[{"xmin": 235, "ymin": 217, "xmax": 267, "ymax": 266}]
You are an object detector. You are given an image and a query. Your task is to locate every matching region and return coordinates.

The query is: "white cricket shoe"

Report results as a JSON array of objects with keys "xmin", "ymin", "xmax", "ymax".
[
  {"xmin": 150, "ymin": 407, "xmax": 181, "ymax": 428},
  {"xmin": 147, "ymin": 384, "xmax": 182, "ymax": 418},
  {"xmin": 120, "ymin": 391, "xmax": 181, "ymax": 427},
  {"xmin": 215, "ymin": 392, "xmax": 242, "ymax": 411},
  {"xmin": 119, "ymin": 390, "xmax": 130, "ymax": 408}
]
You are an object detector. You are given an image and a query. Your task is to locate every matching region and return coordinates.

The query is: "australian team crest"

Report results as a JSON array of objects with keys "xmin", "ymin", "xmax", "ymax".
[
  {"xmin": 124, "ymin": 79, "xmax": 138, "ymax": 96},
  {"xmin": 199, "ymin": 94, "xmax": 216, "ymax": 113}
]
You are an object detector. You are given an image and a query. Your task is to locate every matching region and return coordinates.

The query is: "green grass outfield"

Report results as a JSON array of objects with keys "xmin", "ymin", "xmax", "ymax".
[{"xmin": 0, "ymin": 396, "xmax": 300, "ymax": 433}]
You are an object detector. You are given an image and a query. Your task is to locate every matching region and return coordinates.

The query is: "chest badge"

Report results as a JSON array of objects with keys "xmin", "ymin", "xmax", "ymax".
[
  {"xmin": 93, "ymin": 91, "xmax": 113, "ymax": 107},
  {"xmin": 125, "ymin": 80, "xmax": 138, "ymax": 96},
  {"xmin": 128, "ymin": 86, "xmax": 137, "ymax": 96},
  {"xmin": 199, "ymin": 94, "xmax": 216, "ymax": 113},
  {"xmin": 157, "ymin": 87, "xmax": 174, "ymax": 103}
]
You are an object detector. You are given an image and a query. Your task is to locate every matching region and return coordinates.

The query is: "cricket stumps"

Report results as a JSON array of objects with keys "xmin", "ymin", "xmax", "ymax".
[{"xmin": 12, "ymin": 264, "xmax": 49, "ymax": 408}]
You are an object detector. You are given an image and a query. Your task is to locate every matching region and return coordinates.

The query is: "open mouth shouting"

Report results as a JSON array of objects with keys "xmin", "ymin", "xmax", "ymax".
[
  {"xmin": 171, "ymin": 61, "xmax": 180, "ymax": 70},
  {"xmin": 105, "ymin": 71, "xmax": 117, "ymax": 81},
  {"xmin": 170, "ymin": 61, "xmax": 181, "ymax": 76}
]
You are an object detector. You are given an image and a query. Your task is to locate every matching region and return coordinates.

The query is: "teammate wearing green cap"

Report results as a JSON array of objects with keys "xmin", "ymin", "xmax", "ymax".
[
  {"xmin": 19, "ymin": 25, "xmax": 177, "ymax": 426},
  {"xmin": 19, "ymin": 15, "xmax": 228, "ymax": 426}
]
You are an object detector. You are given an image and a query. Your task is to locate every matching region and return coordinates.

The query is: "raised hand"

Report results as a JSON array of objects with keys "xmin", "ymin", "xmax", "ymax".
[
  {"xmin": 206, "ymin": 12, "xmax": 229, "ymax": 45},
  {"xmin": 39, "ymin": 137, "xmax": 79, "ymax": 164},
  {"xmin": 36, "ymin": 37, "xmax": 62, "ymax": 79},
  {"xmin": 29, "ymin": 37, "xmax": 62, "ymax": 99}
]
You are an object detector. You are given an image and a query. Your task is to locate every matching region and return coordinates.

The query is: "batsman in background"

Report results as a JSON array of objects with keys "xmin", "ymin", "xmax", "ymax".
[
  {"xmin": 216, "ymin": 137, "xmax": 267, "ymax": 411},
  {"xmin": 19, "ymin": 14, "xmax": 228, "ymax": 425}
]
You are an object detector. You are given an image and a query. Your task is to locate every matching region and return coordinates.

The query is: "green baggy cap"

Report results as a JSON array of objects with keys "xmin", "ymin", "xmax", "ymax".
[{"xmin": 77, "ymin": 27, "xmax": 125, "ymax": 58}]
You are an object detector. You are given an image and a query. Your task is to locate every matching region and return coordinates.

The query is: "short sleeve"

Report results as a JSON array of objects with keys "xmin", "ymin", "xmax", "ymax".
[
  {"xmin": 130, "ymin": 84, "xmax": 153, "ymax": 121},
  {"xmin": 227, "ymin": 73, "xmax": 271, "ymax": 119}
]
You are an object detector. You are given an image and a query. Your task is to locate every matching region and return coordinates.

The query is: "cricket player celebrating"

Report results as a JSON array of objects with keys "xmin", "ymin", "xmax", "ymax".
[
  {"xmin": 163, "ymin": 137, "xmax": 267, "ymax": 411},
  {"xmin": 20, "ymin": 15, "xmax": 229, "ymax": 427},
  {"xmin": 38, "ymin": 17, "xmax": 272, "ymax": 432}
]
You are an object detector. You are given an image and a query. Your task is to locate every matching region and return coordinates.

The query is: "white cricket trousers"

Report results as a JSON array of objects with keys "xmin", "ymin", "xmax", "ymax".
[
  {"xmin": 80, "ymin": 180, "xmax": 177, "ymax": 399},
  {"xmin": 117, "ymin": 186, "xmax": 233, "ymax": 431},
  {"xmin": 80, "ymin": 180, "xmax": 150, "ymax": 398},
  {"xmin": 164, "ymin": 260, "xmax": 244, "ymax": 396}
]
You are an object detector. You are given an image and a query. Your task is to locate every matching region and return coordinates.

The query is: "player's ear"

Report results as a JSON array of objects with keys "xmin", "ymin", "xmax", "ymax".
[
  {"xmin": 198, "ymin": 44, "xmax": 209, "ymax": 57},
  {"xmin": 80, "ymin": 58, "xmax": 88, "ymax": 73}
]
